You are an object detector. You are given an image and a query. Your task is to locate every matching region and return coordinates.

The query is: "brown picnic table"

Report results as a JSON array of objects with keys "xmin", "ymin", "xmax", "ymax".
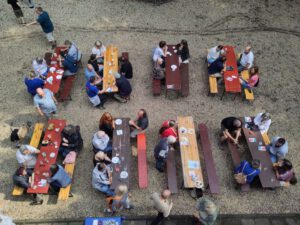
[
  {"xmin": 241, "ymin": 117, "xmax": 280, "ymax": 188},
  {"xmin": 111, "ymin": 118, "xmax": 131, "ymax": 189}
]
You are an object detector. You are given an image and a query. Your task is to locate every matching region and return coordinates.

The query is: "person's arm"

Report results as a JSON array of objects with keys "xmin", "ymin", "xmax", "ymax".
[
  {"xmin": 234, "ymin": 128, "xmax": 241, "ymax": 143},
  {"xmin": 129, "ymin": 120, "xmax": 140, "ymax": 129},
  {"xmin": 223, "ymin": 129, "xmax": 235, "ymax": 143},
  {"xmin": 36, "ymin": 106, "xmax": 44, "ymax": 116}
]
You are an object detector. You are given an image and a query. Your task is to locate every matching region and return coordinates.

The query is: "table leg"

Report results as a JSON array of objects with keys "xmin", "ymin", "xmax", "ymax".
[{"xmin": 220, "ymin": 89, "xmax": 225, "ymax": 100}]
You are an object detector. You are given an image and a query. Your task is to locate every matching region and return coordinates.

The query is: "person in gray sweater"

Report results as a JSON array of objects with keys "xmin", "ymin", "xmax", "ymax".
[{"xmin": 92, "ymin": 163, "xmax": 114, "ymax": 196}]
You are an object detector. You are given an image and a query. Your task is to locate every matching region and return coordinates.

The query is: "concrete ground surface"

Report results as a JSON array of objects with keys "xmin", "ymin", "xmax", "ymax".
[{"xmin": 0, "ymin": 0, "xmax": 300, "ymax": 221}]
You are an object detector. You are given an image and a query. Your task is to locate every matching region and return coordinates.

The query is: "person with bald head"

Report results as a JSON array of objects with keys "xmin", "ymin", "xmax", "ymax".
[
  {"xmin": 220, "ymin": 117, "xmax": 242, "ymax": 145},
  {"xmin": 92, "ymin": 130, "xmax": 112, "ymax": 155},
  {"xmin": 150, "ymin": 189, "xmax": 173, "ymax": 225},
  {"xmin": 237, "ymin": 45, "xmax": 254, "ymax": 72},
  {"xmin": 85, "ymin": 64, "xmax": 102, "ymax": 82},
  {"xmin": 33, "ymin": 88, "xmax": 57, "ymax": 118}
]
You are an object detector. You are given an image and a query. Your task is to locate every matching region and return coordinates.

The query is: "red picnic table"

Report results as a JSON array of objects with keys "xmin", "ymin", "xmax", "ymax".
[
  {"xmin": 27, "ymin": 119, "xmax": 66, "ymax": 194},
  {"xmin": 165, "ymin": 45, "xmax": 181, "ymax": 97},
  {"xmin": 221, "ymin": 46, "xmax": 241, "ymax": 99}
]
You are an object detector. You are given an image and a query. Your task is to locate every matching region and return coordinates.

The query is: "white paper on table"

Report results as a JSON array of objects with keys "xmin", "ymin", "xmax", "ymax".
[
  {"xmin": 172, "ymin": 46, "xmax": 175, "ymax": 49},
  {"xmin": 106, "ymin": 87, "xmax": 112, "ymax": 92},
  {"xmin": 166, "ymin": 84, "xmax": 174, "ymax": 89},
  {"xmin": 46, "ymin": 76, "xmax": 53, "ymax": 84},
  {"xmin": 174, "ymin": 49, "xmax": 177, "ymax": 53},
  {"xmin": 167, "ymin": 51, "xmax": 172, "ymax": 56},
  {"xmin": 232, "ymin": 75, "xmax": 237, "ymax": 79},
  {"xmin": 56, "ymin": 75, "xmax": 62, "ymax": 80},
  {"xmin": 188, "ymin": 160, "xmax": 200, "ymax": 169},
  {"xmin": 226, "ymin": 77, "xmax": 233, "ymax": 81},
  {"xmin": 56, "ymin": 69, "xmax": 64, "ymax": 74},
  {"xmin": 38, "ymin": 179, "xmax": 47, "ymax": 187},
  {"xmin": 49, "ymin": 67, "xmax": 56, "ymax": 73},
  {"xmin": 171, "ymin": 64, "xmax": 177, "ymax": 71},
  {"xmin": 116, "ymin": 129, "xmax": 123, "ymax": 135}
]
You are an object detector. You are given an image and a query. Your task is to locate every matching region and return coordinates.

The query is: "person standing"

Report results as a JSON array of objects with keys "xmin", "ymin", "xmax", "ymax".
[
  {"xmin": 150, "ymin": 189, "xmax": 173, "ymax": 225},
  {"xmin": 193, "ymin": 197, "xmax": 219, "ymax": 225},
  {"xmin": 33, "ymin": 88, "xmax": 57, "ymax": 118},
  {"xmin": 25, "ymin": 7, "xmax": 56, "ymax": 48},
  {"xmin": 7, "ymin": 0, "xmax": 25, "ymax": 24}
]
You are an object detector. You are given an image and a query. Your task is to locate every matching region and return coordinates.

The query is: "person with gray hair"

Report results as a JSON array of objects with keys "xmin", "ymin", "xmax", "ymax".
[
  {"xmin": 92, "ymin": 41, "xmax": 106, "ymax": 64},
  {"xmin": 194, "ymin": 197, "xmax": 218, "ymax": 225},
  {"xmin": 64, "ymin": 40, "xmax": 82, "ymax": 63},
  {"xmin": 254, "ymin": 112, "xmax": 271, "ymax": 134},
  {"xmin": 150, "ymin": 189, "xmax": 173, "ymax": 225},
  {"xmin": 113, "ymin": 72, "xmax": 132, "ymax": 103},
  {"xmin": 33, "ymin": 88, "xmax": 57, "ymax": 118},
  {"xmin": 92, "ymin": 131, "xmax": 112, "ymax": 155},
  {"xmin": 32, "ymin": 57, "xmax": 48, "ymax": 77},
  {"xmin": 237, "ymin": 45, "xmax": 254, "ymax": 72},
  {"xmin": 16, "ymin": 145, "xmax": 40, "ymax": 168},
  {"xmin": 154, "ymin": 136, "xmax": 177, "ymax": 172}
]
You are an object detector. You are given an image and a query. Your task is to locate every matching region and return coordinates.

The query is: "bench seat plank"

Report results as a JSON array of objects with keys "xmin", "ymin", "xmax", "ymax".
[
  {"xmin": 152, "ymin": 79, "xmax": 162, "ymax": 96},
  {"xmin": 166, "ymin": 149, "xmax": 178, "ymax": 194},
  {"xmin": 58, "ymin": 162, "xmax": 76, "ymax": 201},
  {"xmin": 180, "ymin": 63, "xmax": 189, "ymax": 97},
  {"xmin": 241, "ymin": 70, "xmax": 254, "ymax": 101},
  {"xmin": 209, "ymin": 76, "xmax": 218, "ymax": 94},
  {"xmin": 59, "ymin": 75, "xmax": 76, "ymax": 102},
  {"xmin": 137, "ymin": 133, "xmax": 148, "ymax": 188}
]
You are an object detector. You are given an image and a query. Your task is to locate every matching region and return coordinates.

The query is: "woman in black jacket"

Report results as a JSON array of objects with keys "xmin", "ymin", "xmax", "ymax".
[
  {"xmin": 59, "ymin": 125, "xmax": 83, "ymax": 158},
  {"xmin": 176, "ymin": 39, "xmax": 190, "ymax": 64}
]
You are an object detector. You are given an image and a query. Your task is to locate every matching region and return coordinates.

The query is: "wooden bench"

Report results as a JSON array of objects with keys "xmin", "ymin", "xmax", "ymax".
[
  {"xmin": 12, "ymin": 123, "xmax": 44, "ymax": 196},
  {"xmin": 198, "ymin": 123, "xmax": 220, "ymax": 194},
  {"xmin": 179, "ymin": 63, "xmax": 189, "ymax": 97},
  {"xmin": 137, "ymin": 133, "xmax": 148, "ymax": 188},
  {"xmin": 227, "ymin": 140, "xmax": 250, "ymax": 192},
  {"xmin": 59, "ymin": 75, "xmax": 76, "ymax": 102},
  {"xmin": 166, "ymin": 149, "xmax": 178, "ymax": 194},
  {"xmin": 241, "ymin": 70, "xmax": 254, "ymax": 101},
  {"xmin": 58, "ymin": 160, "xmax": 76, "ymax": 201},
  {"xmin": 261, "ymin": 133, "xmax": 271, "ymax": 145},
  {"xmin": 152, "ymin": 79, "xmax": 162, "ymax": 96},
  {"xmin": 208, "ymin": 76, "xmax": 218, "ymax": 95}
]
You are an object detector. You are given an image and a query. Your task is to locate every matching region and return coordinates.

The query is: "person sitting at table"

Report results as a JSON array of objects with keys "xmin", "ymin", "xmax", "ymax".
[
  {"xmin": 220, "ymin": 117, "xmax": 242, "ymax": 145},
  {"xmin": 119, "ymin": 56, "xmax": 133, "ymax": 79},
  {"xmin": 99, "ymin": 112, "xmax": 115, "ymax": 138},
  {"xmin": 152, "ymin": 41, "xmax": 167, "ymax": 68},
  {"xmin": 152, "ymin": 58, "xmax": 165, "ymax": 80},
  {"xmin": 88, "ymin": 54, "xmax": 103, "ymax": 76},
  {"xmin": 237, "ymin": 45, "xmax": 254, "ymax": 72},
  {"xmin": 48, "ymin": 164, "xmax": 72, "ymax": 193},
  {"xmin": 129, "ymin": 109, "xmax": 149, "ymax": 138},
  {"xmin": 154, "ymin": 136, "xmax": 177, "ymax": 172},
  {"xmin": 94, "ymin": 151, "xmax": 111, "ymax": 167},
  {"xmin": 267, "ymin": 137, "xmax": 288, "ymax": 163},
  {"xmin": 86, "ymin": 76, "xmax": 106, "ymax": 109},
  {"xmin": 176, "ymin": 39, "xmax": 190, "ymax": 64},
  {"xmin": 113, "ymin": 72, "xmax": 132, "ymax": 103},
  {"xmin": 239, "ymin": 66, "xmax": 259, "ymax": 90},
  {"xmin": 92, "ymin": 162, "xmax": 114, "ymax": 197},
  {"xmin": 16, "ymin": 145, "xmax": 40, "ymax": 168},
  {"xmin": 85, "ymin": 64, "xmax": 102, "ymax": 82},
  {"xmin": 92, "ymin": 40, "xmax": 106, "ymax": 64},
  {"xmin": 207, "ymin": 45, "xmax": 224, "ymax": 65},
  {"xmin": 253, "ymin": 112, "xmax": 271, "ymax": 134},
  {"xmin": 24, "ymin": 71, "xmax": 45, "ymax": 96},
  {"xmin": 92, "ymin": 131, "xmax": 113, "ymax": 155},
  {"xmin": 208, "ymin": 56, "xmax": 226, "ymax": 77},
  {"xmin": 234, "ymin": 159, "xmax": 261, "ymax": 185},
  {"xmin": 32, "ymin": 57, "xmax": 48, "ymax": 78},
  {"xmin": 34, "ymin": 88, "xmax": 58, "ymax": 118},
  {"xmin": 159, "ymin": 120, "xmax": 178, "ymax": 140},
  {"xmin": 63, "ymin": 40, "xmax": 82, "ymax": 63},
  {"xmin": 58, "ymin": 50, "xmax": 78, "ymax": 77},
  {"xmin": 59, "ymin": 125, "xmax": 83, "ymax": 158},
  {"xmin": 273, "ymin": 159, "xmax": 297, "ymax": 187}
]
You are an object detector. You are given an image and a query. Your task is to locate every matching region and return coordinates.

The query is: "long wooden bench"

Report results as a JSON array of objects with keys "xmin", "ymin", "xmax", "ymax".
[
  {"xmin": 152, "ymin": 79, "xmax": 162, "ymax": 96},
  {"xmin": 137, "ymin": 133, "xmax": 148, "ymax": 188},
  {"xmin": 12, "ymin": 123, "xmax": 44, "ymax": 196},
  {"xmin": 166, "ymin": 149, "xmax": 178, "ymax": 194},
  {"xmin": 59, "ymin": 75, "xmax": 76, "ymax": 102},
  {"xmin": 227, "ymin": 140, "xmax": 250, "ymax": 192},
  {"xmin": 180, "ymin": 63, "xmax": 189, "ymax": 97},
  {"xmin": 208, "ymin": 76, "xmax": 218, "ymax": 95},
  {"xmin": 58, "ymin": 160, "xmax": 76, "ymax": 201},
  {"xmin": 198, "ymin": 123, "xmax": 220, "ymax": 194},
  {"xmin": 241, "ymin": 70, "xmax": 254, "ymax": 101}
]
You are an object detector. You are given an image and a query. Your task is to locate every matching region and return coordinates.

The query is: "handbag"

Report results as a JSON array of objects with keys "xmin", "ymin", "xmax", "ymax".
[{"xmin": 234, "ymin": 162, "xmax": 256, "ymax": 184}]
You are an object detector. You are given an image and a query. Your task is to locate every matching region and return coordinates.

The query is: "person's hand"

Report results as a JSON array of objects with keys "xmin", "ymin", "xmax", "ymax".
[
  {"xmin": 62, "ymin": 143, "xmax": 68, "ymax": 146},
  {"xmin": 234, "ymin": 139, "xmax": 238, "ymax": 145}
]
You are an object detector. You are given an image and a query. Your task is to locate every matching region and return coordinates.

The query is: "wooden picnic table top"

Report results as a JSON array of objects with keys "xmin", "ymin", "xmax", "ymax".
[
  {"xmin": 111, "ymin": 118, "xmax": 131, "ymax": 189},
  {"xmin": 223, "ymin": 46, "xmax": 241, "ymax": 93},
  {"xmin": 177, "ymin": 116, "xmax": 204, "ymax": 189},
  {"xmin": 165, "ymin": 45, "xmax": 181, "ymax": 91},
  {"xmin": 27, "ymin": 119, "xmax": 66, "ymax": 194},
  {"xmin": 241, "ymin": 117, "xmax": 281, "ymax": 188},
  {"xmin": 103, "ymin": 45, "xmax": 119, "ymax": 93}
]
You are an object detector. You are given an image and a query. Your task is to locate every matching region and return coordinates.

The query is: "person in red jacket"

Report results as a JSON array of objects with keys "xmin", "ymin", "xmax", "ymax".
[{"xmin": 159, "ymin": 120, "xmax": 178, "ymax": 140}]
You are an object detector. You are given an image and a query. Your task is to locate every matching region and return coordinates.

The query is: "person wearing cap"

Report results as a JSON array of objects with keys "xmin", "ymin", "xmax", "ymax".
[
  {"xmin": 32, "ymin": 57, "xmax": 48, "ymax": 77},
  {"xmin": 63, "ymin": 40, "xmax": 82, "ymax": 63},
  {"xmin": 237, "ymin": 45, "xmax": 254, "ymax": 72},
  {"xmin": 254, "ymin": 112, "xmax": 271, "ymax": 134},
  {"xmin": 150, "ymin": 189, "xmax": 173, "ymax": 225},
  {"xmin": 33, "ymin": 88, "xmax": 57, "ymax": 118},
  {"xmin": 207, "ymin": 45, "xmax": 224, "ymax": 65},
  {"xmin": 267, "ymin": 137, "xmax": 288, "ymax": 163},
  {"xmin": 86, "ymin": 76, "xmax": 106, "ymax": 109},
  {"xmin": 24, "ymin": 71, "xmax": 45, "ymax": 96},
  {"xmin": 16, "ymin": 145, "xmax": 40, "ymax": 168},
  {"xmin": 92, "ymin": 41, "xmax": 106, "ymax": 64},
  {"xmin": 92, "ymin": 131, "xmax": 112, "ymax": 155},
  {"xmin": 113, "ymin": 72, "xmax": 132, "ymax": 103},
  {"xmin": 194, "ymin": 197, "xmax": 219, "ymax": 225}
]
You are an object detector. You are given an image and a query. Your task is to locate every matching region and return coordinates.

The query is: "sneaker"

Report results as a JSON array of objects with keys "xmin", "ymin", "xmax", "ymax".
[{"xmin": 98, "ymin": 105, "xmax": 106, "ymax": 110}]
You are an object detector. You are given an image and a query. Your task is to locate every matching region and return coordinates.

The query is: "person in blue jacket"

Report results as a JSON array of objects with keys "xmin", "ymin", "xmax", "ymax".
[
  {"xmin": 234, "ymin": 159, "xmax": 261, "ymax": 184},
  {"xmin": 24, "ymin": 71, "xmax": 45, "ymax": 96}
]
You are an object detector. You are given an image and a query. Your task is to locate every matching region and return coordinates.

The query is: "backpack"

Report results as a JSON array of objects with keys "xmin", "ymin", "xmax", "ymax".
[
  {"xmin": 155, "ymin": 158, "xmax": 166, "ymax": 173},
  {"xmin": 234, "ymin": 162, "xmax": 256, "ymax": 184}
]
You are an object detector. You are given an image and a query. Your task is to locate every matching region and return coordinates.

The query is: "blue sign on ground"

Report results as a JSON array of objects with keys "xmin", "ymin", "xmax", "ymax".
[{"xmin": 85, "ymin": 217, "xmax": 122, "ymax": 225}]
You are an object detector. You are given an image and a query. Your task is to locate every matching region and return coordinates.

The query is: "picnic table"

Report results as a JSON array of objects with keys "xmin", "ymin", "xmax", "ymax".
[
  {"xmin": 223, "ymin": 46, "xmax": 241, "ymax": 93},
  {"xmin": 241, "ymin": 117, "xmax": 280, "ymax": 188},
  {"xmin": 27, "ymin": 119, "xmax": 66, "ymax": 194},
  {"xmin": 165, "ymin": 45, "xmax": 181, "ymax": 96},
  {"xmin": 177, "ymin": 116, "xmax": 204, "ymax": 189},
  {"xmin": 103, "ymin": 45, "xmax": 119, "ymax": 93},
  {"xmin": 85, "ymin": 217, "xmax": 122, "ymax": 225},
  {"xmin": 111, "ymin": 118, "xmax": 131, "ymax": 189}
]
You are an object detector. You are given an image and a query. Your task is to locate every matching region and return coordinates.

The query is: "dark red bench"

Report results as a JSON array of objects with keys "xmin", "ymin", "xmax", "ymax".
[
  {"xmin": 166, "ymin": 149, "xmax": 178, "ymax": 194},
  {"xmin": 180, "ymin": 63, "xmax": 189, "ymax": 97},
  {"xmin": 59, "ymin": 76, "xmax": 76, "ymax": 102},
  {"xmin": 137, "ymin": 133, "xmax": 148, "ymax": 188},
  {"xmin": 227, "ymin": 140, "xmax": 250, "ymax": 192},
  {"xmin": 198, "ymin": 123, "xmax": 220, "ymax": 194},
  {"xmin": 152, "ymin": 79, "xmax": 162, "ymax": 96}
]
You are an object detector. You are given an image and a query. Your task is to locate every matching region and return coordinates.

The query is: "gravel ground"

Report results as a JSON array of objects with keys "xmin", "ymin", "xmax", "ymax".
[{"xmin": 0, "ymin": 0, "xmax": 300, "ymax": 220}]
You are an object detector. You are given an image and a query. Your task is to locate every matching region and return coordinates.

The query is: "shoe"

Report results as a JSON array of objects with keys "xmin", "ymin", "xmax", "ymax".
[
  {"xmin": 30, "ymin": 200, "xmax": 43, "ymax": 205},
  {"xmin": 98, "ymin": 105, "xmax": 106, "ymax": 110}
]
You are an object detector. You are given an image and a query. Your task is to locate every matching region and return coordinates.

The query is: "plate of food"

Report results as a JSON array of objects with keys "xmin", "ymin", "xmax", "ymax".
[
  {"xmin": 49, "ymin": 152, "xmax": 56, "ymax": 158},
  {"xmin": 48, "ymin": 123, "xmax": 54, "ymax": 130},
  {"xmin": 56, "ymin": 69, "xmax": 64, "ymax": 74},
  {"xmin": 115, "ymin": 119, "xmax": 122, "ymax": 125},
  {"xmin": 49, "ymin": 67, "xmax": 56, "ymax": 73},
  {"xmin": 56, "ymin": 75, "xmax": 62, "ymax": 80},
  {"xmin": 120, "ymin": 171, "xmax": 128, "ymax": 179},
  {"xmin": 112, "ymin": 157, "xmax": 120, "ymax": 164},
  {"xmin": 42, "ymin": 140, "xmax": 49, "ymax": 146}
]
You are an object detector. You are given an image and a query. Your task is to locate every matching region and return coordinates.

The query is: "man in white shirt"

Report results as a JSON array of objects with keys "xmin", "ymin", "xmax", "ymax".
[
  {"xmin": 207, "ymin": 45, "xmax": 224, "ymax": 64},
  {"xmin": 16, "ymin": 145, "xmax": 40, "ymax": 168},
  {"xmin": 32, "ymin": 57, "xmax": 48, "ymax": 77},
  {"xmin": 92, "ymin": 41, "xmax": 106, "ymax": 64},
  {"xmin": 238, "ymin": 45, "xmax": 254, "ymax": 72},
  {"xmin": 150, "ymin": 189, "xmax": 173, "ymax": 225},
  {"xmin": 152, "ymin": 41, "xmax": 167, "ymax": 67},
  {"xmin": 254, "ymin": 112, "xmax": 271, "ymax": 134}
]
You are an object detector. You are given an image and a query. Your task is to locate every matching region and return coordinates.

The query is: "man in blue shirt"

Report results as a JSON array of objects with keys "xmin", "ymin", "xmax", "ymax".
[
  {"xmin": 234, "ymin": 159, "xmax": 261, "ymax": 184},
  {"xmin": 26, "ymin": 7, "xmax": 56, "ymax": 48},
  {"xmin": 86, "ymin": 76, "xmax": 106, "ymax": 109},
  {"xmin": 208, "ymin": 56, "xmax": 226, "ymax": 76},
  {"xmin": 60, "ymin": 54, "xmax": 78, "ymax": 77},
  {"xmin": 48, "ymin": 164, "xmax": 72, "ymax": 193},
  {"xmin": 24, "ymin": 71, "xmax": 45, "ymax": 96}
]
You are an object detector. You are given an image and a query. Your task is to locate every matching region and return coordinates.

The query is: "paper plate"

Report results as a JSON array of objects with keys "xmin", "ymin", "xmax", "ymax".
[
  {"xmin": 120, "ymin": 171, "xmax": 128, "ymax": 179},
  {"xmin": 112, "ymin": 157, "xmax": 120, "ymax": 164},
  {"xmin": 115, "ymin": 119, "xmax": 122, "ymax": 125},
  {"xmin": 49, "ymin": 152, "xmax": 56, "ymax": 158},
  {"xmin": 56, "ymin": 69, "xmax": 64, "ymax": 74},
  {"xmin": 56, "ymin": 75, "xmax": 62, "ymax": 80},
  {"xmin": 49, "ymin": 67, "xmax": 56, "ymax": 72},
  {"xmin": 171, "ymin": 65, "xmax": 177, "ymax": 71}
]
